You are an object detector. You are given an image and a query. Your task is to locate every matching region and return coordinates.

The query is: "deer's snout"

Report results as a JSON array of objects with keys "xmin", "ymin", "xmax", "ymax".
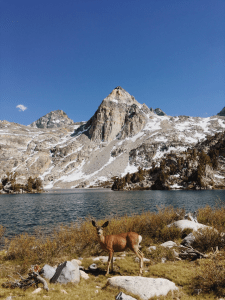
[{"xmin": 97, "ymin": 228, "xmax": 103, "ymax": 236}]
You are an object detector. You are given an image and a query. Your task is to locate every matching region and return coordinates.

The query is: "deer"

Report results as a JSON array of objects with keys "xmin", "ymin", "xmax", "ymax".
[{"xmin": 92, "ymin": 220, "xmax": 144, "ymax": 276}]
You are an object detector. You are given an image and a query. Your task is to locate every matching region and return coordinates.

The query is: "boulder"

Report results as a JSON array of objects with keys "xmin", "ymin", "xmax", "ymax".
[
  {"xmin": 56, "ymin": 261, "xmax": 80, "ymax": 284},
  {"xmin": 41, "ymin": 264, "xmax": 56, "ymax": 280},
  {"xmin": 108, "ymin": 276, "xmax": 178, "ymax": 300},
  {"xmin": 167, "ymin": 220, "xmax": 208, "ymax": 231},
  {"xmin": 43, "ymin": 261, "xmax": 80, "ymax": 284}
]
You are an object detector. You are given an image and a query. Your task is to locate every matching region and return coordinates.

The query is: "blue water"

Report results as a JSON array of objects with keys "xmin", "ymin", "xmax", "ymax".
[{"xmin": 0, "ymin": 189, "xmax": 225, "ymax": 237}]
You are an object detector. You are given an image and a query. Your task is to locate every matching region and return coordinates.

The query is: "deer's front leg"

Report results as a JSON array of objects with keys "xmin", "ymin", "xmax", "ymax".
[{"xmin": 106, "ymin": 251, "xmax": 113, "ymax": 275}]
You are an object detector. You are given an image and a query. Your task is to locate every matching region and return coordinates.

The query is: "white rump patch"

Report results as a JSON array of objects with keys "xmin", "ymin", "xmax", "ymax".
[{"xmin": 138, "ymin": 235, "xmax": 142, "ymax": 245}]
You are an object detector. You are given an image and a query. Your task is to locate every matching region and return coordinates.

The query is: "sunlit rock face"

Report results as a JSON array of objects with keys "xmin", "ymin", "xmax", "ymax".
[
  {"xmin": 83, "ymin": 86, "xmax": 148, "ymax": 143},
  {"xmin": 0, "ymin": 87, "xmax": 225, "ymax": 190}
]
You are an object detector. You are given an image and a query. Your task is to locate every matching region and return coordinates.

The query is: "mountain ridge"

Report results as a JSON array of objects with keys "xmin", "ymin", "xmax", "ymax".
[{"xmin": 0, "ymin": 87, "xmax": 225, "ymax": 191}]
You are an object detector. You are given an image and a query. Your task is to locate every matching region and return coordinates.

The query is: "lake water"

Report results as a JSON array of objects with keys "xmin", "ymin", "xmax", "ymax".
[{"xmin": 0, "ymin": 189, "xmax": 225, "ymax": 237}]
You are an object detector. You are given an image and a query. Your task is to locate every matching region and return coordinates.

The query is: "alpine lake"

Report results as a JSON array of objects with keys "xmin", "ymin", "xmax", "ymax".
[{"xmin": 1, "ymin": 189, "xmax": 225, "ymax": 238}]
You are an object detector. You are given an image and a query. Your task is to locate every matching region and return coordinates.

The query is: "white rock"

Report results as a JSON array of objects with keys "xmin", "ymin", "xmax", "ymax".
[
  {"xmin": 80, "ymin": 270, "xmax": 89, "ymax": 280},
  {"xmin": 167, "ymin": 220, "xmax": 208, "ymax": 231},
  {"xmin": 71, "ymin": 259, "xmax": 82, "ymax": 266},
  {"xmin": 50, "ymin": 261, "xmax": 80, "ymax": 284},
  {"xmin": 92, "ymin": 255, "xmax": 121, "ymax": 263},
  {"xmin": 92, "ymin": 256, "xmax": 110, "ymax": 263},
  {"xmin": 134, "ymin": 257, "xmax": 150, "ymax": 262},
  {"xmin": 108, "ymin": 276, "xmax": 178, "ymax": 300},
  {"xmin": 147, "ymin": 246, "xmax": 156, "ymax": 252},
  {"xmin": 32, "ymin": 287, "xmax": 42, "ymax": 294},
  {"xmin": 160, "ymin": 241, "xmax": 177, "ymax": 248},
  {"xmin": 58, "ymin": 261, "xmax": 80, "ymax": 284}
]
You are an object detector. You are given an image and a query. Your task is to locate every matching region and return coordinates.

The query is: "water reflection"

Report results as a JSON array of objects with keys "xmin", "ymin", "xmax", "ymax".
[{"xmin": 0, "ymin": 189, "xmax": 224, "ymax": 237}]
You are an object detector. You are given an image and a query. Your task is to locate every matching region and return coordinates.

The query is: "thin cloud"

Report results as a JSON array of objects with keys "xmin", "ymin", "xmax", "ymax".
[{"xmin": 16, "ymin": 104, "xmax": 27, "ymax": 111}]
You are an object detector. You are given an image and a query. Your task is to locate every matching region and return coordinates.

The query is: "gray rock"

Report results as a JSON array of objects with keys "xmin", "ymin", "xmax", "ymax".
[
  {"xmin": 115, "ymin": 291, "xmax": 137, "ymax": 300},
  {"xmin": 160, "ymin": 241, "xmax": 177, "ymax": 248},
  {"xmin": 181, "ymin": 232, "xmax": 195, "ymax": 247},
  {"xmin": 154, "ymin": 108, "xmax": 166, "ymax": 116},
  {"xmin": 55, "ymin": 261, "xmax": 80, "ymax": 284},
  {"xmin": 217, "ymin": 107, "xmax": 225, "ymax": 116},
  {"xmin": 42, "ymin": 264, "xmax": 56, "ymax": 280},
  {"xmin": 108, "ymin": 276, "xmax": 178, "ymax": 300},
  {"xmin": 44, "ymin": 261, "xmax": 80, "ymax": 284},
  {"xmin": 89, "ymin": 263, "xmax": 98, "ymax": 271}
]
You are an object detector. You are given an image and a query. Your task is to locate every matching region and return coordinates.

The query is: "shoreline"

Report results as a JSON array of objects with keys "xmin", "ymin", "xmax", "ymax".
[{"xmin": 1, "ymin": 186, "xmax": 225, "ymax": 195}]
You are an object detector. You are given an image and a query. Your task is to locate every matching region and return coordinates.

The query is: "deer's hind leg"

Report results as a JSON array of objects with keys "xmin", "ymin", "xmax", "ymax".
[
  {"xmin": 133, "ymin": 245, "xmax": 144, "ymax": 276},
  {"xmin": 111, "ymin": 252, "xmax": 114, "ymax": 273}
]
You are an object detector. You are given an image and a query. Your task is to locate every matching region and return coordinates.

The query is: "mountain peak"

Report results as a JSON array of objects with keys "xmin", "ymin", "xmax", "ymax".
[
  {"xmin": 217, "ymin": 107, "xmax": 225, "ymax": 117},
  {"xmin": 104, "ymin": 86, "xmax": 141, "ymax": 107},
  {"xmin": 30, "ymin": 110, "xmax": 74, "ymax": 128}
]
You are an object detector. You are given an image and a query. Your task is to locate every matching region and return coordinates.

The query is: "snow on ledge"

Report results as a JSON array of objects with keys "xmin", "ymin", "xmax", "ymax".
[{"xmin": 170, "ymin": 183, "xmax": 183, "ymax": 189}]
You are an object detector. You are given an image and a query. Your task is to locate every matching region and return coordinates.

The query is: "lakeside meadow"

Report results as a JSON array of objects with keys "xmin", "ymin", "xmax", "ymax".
[{"xmin": 1, "ymin": 204, "xmax": 225, "ymax": 299}]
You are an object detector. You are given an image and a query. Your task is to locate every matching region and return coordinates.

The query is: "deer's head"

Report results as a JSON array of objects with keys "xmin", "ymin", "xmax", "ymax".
[{"xmin": 92, "ymin": 220, "xmax": 109, "ymax": 237}]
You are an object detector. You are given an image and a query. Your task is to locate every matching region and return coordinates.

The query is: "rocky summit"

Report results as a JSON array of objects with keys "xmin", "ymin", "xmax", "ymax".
[
  {"xmin": 0, "ymin": 87, "xmax": 225, "ymax": 190},
  {"xmin": 217, "ymin": 107, "xmax": 225, "ymax": 117},
  {"xmin": 30, "ymin": 110, "xmax": 78, "ymax": 128}
]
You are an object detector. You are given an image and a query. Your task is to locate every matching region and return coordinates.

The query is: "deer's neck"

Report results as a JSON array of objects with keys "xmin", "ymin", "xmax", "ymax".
[{"xmin": 99, "ymin": 234, "xmax": 105, "ymax": 244}]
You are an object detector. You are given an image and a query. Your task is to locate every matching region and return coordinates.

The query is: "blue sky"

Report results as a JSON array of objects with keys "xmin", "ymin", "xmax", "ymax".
[{"xmin": 0, "ymin": 0, "xmax": 224, "ymax": 125}]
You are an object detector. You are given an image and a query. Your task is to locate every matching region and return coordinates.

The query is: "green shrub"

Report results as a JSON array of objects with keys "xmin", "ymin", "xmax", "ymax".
[{"xmin": 156, "ymin": 225, "xmax": 182, "ymax": 242}]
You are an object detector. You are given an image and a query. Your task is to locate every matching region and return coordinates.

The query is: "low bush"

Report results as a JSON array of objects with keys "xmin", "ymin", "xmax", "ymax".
[
  {"xmin": 193, "ymin": 227, "xmax": 224, "ymax": 252},
  {"xmin": 156, "ymin": 225, "xmax": 183, "ymax": 242},
  {"xmin": 192, "ymin": 253, "xmax": 225, "ymax": 297}
]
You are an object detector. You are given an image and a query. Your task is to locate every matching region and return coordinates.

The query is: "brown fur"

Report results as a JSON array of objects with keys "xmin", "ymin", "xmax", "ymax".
[{"xmin": 92, "ymin": 220, "xmax": 144, "ymax": 275}]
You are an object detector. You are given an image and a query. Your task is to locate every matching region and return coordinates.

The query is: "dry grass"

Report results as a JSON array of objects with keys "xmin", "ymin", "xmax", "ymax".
[
  {"xmin": 1, "ymin": 205, "xmax": 225, "ymax": 299},
  {"xmin": 197, "ymin": 204, "xmax": 225, "ymax": 230},
  {"xmin": 191, "ymin": 251, "xmax": 225, "ymax": 297}
]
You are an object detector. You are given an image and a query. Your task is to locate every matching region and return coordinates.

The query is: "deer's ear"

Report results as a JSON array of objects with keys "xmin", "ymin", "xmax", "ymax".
[
  {"xmin": 102, "ymin": 221, "xmax": 109, "ymax": 228},
  {"xmin": 92, "ymin": 220, "xmax": 96, "ymax": 227}
]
